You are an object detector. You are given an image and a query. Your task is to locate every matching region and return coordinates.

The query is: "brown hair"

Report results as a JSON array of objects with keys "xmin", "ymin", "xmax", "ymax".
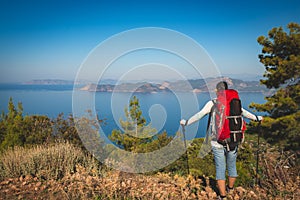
[{"xmin": 216, "ymin": 81, "xmax": 228, "ymax": 91}]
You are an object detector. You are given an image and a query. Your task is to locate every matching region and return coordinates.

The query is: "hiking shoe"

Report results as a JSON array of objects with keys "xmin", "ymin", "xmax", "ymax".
[
  {"xmin": 226, "ymin": 185, "xmax": 234, "ymax": 195},
  {"xmin": 216, "ymin": 195, "xmax": 227, "ymax": 200}
]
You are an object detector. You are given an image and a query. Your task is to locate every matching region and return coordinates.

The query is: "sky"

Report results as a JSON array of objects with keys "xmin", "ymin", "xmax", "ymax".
[{"xmin": 0, "ymin": 0, "xmax": 299, "ymax": 83}]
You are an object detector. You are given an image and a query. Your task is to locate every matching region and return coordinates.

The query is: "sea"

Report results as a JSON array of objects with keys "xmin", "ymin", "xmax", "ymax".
[{"xmin": 0, "ymin": 84, "xmax": 266, "ymax": 139}]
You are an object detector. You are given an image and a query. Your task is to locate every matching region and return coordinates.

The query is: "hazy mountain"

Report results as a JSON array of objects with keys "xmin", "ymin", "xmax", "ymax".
[
  {"xmin": 79, "ymin": 77, "xmax": 268, "ymax": 93},
  {"xmin": 20, "ymin": 77, "xmax": 268, "ymax": 93}
]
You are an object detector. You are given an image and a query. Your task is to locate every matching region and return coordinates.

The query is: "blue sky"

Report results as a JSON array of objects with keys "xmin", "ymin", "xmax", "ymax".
[{"xmin": 0, "ymin": 0, "xmax": 299, "ymax": 83}]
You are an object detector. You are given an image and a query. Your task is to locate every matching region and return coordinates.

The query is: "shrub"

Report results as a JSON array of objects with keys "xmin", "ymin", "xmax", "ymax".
[{"xmin": 0, "ymin": 141, "xmax": 101, "ymax": 180}]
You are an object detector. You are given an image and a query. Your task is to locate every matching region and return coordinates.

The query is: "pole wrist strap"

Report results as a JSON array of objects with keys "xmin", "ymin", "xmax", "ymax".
[{"xmin": 185, "ymin": 120, "xmax": 188, "ymax": 126}]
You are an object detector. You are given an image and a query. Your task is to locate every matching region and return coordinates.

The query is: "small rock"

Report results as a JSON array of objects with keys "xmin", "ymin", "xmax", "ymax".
[
  {"xmin": 234, "ymin": 194, "xmax": 240, "ymax": 200},
  {"xmin": 200, "ymin": 190, "xmax": 207, "ymax": 197},
  {"xmin": 191, "ymin": 193, "xmax": 197, "ymax": 199},
  {"xmin": 121, "ymin": 181, "xmax": 126, "ymax": 187},
  {"xmin": 205, "ymin": 186, "xmax": 212, "ymax": 193},
  {"xmin": 86, "ymin": 176, "xmax": 94, "ymax": 186},
  {"xmin": 208, "ymin": 192, "xmax": 216, "ymax": 199},
  {"xmin": 211, "ymin": 192, "xmax": 217, "ymax": 198},
  {"xmin": 19, "ymin": 176, "xmax": 24, "ymax": 182},
  {"xmin": 36, "ymin": 182, "xmax": 42, "ymax": 187},
  {"xmin": 2, "ymin": 180, "xmax": 11, "ymax": 185},
  {"xmin": 24, "ymin": 175, "xmax": 32, "ymax": 181},
  {"xmin": 10, "ymin": 185, "xmax": 18, "ymax": 191},
  {"xmin": 41, "ymin": 185, "xmax": 48, "ymax": 190},
  {"xmin": 248, "ymin": 191, "xmax": 258, "ymax": 198},
  {"xmin": 236, "ymin": 186, "xmax": 246, "ymax": 195}
]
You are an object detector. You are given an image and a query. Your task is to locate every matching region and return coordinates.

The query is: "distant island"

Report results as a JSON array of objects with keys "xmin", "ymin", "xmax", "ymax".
[
  {"xmin": 78, "ymin": 77, "xmax": 269, "ymax": 93},
  {"xmin": 19, "ymin": 77, "xmax": 269, "ymax": 93}
]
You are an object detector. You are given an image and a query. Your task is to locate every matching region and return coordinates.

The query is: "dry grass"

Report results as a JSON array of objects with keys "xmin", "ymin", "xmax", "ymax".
[
  {"xmin": 0, "ymin": 141, "xmax": 101, "ymax": 181},
  {"xmin": 2, "ymin": 168, "xmax": 292, "ymax": 200},
  {"xmin": 0, "ymin": 141, "xmax": 299, "ymax": 199}
]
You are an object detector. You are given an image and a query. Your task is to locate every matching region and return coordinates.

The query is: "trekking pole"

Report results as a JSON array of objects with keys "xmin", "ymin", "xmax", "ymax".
[
  {"xmin": 256, "ymin": 120, "xmax": 261, "ymax": 186},
  {"xmin": 181, "ymin": 125, "xmax": 190, "ymax": 175}
]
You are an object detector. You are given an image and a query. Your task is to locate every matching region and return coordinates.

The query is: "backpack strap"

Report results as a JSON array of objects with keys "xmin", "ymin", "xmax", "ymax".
[
  {"xmin": 204, "ymin": 99, "xmax": 216, "ymax": 144},
  {"xmin": 226, "ymin": 115, "xmax": 242, "ymax": 123}
]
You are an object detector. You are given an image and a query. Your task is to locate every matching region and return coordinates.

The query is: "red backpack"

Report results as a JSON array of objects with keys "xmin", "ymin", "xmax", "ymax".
[{"xmin": 214, "ymin": 89, "xmax": 246, "ymax": 150}]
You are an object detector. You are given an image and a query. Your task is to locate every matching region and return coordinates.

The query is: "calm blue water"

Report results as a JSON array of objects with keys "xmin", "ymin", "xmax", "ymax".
[{"xmin": 0, "ymin": 85, "xmax": 266, "ymax": 138}]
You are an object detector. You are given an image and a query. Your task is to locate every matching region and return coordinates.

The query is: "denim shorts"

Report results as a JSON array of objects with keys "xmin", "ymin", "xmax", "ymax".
[{"xmin": 212, "ymin": 145, "xmax": 238, "ymax": 180}]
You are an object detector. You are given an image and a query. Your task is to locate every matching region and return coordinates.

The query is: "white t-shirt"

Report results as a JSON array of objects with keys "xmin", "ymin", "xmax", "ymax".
[{"xmin": 186, "ymin": 100, "xmax": 262, "ymax": 148}]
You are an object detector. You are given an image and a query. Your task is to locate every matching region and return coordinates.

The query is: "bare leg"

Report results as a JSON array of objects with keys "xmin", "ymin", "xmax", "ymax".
[
  {"xmin": 228, "ymin": 176, "xmax": 236, "ymax": 188},
  {"xmin": 217, "ymin": 179, "xmax": 226, "ymax": 196}
]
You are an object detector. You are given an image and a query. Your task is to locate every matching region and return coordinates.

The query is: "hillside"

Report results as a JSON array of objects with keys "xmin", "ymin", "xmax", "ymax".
[
  {"xmin": 0, "ymin": 141, "xmax": 298, "ymax": 200},
  {"xmin": 79, "ymin": 77, "xmax": 269, "ymax": 93},
  {"xmin": 0, "ymin": 98, "xmax": 299, "ymax": 200},
  {"xmin": 0, "ymin": 170, "xmax": 272, "ymax": 200}
]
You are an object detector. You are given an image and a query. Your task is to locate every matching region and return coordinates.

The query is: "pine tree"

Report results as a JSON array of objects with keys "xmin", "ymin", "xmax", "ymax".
[
  {"xmin": 109, "ymin": 96, "xmax": 176, "ymax": 173},
  {"xmin": 110, "ymin": 96, "xmax": 155, "ymax": 152},
  {"xmin": 250, "ymin": 23, "xmax": 300, "ymax": 150},
  {"xmin": 0, "ymin": 97, "xmax": 25, "ymax": 149},
  {"xmin": 122, "ymin": 95, "xmax": 146, "ymax": 137}
]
